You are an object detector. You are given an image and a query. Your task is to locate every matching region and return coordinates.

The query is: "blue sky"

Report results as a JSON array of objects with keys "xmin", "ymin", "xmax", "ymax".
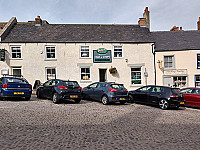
[{"xmin": 0, "ymin": 0, "xmax": 199, "ymax": 31}]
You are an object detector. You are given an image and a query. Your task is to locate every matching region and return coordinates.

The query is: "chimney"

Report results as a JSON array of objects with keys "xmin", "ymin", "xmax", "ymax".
[
  {"xmin": 138, "ymin": 7, "xmax": 150, "ymax": 30},
  {"xmin": 170, "ymin": 26, "xmax": 183, "ymax": 31},
  {"xmin": 198, "ymin": 17, "xmax": 200, "ymax": 30},
  {"xmin": 143, "ymin": 7, "xmax": 150, "ymax": 29},
  {"xmin": 35, "ymin": 16, "xmax": 42, "ymax": 26}
]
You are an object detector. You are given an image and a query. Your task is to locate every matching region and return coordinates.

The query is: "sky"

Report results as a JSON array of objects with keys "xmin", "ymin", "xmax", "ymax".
[{"xmin": 0, "ymin": 0, "xmax": 199, "ymax": 31}]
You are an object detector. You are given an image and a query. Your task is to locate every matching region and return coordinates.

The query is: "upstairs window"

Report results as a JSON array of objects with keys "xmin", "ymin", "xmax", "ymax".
[
  {"xmin": 114, "ymin": 46, "xmax": 123, "ymax": 58},
  {"xmin": 164, "ymin": 55, "xmax": 174, "ymax": 69},
  {"xmin": 11, "ymin": 46, "xmax": 22, "ymax": 59},
  {"xmin": 80, "ymin": 46, "xmax": 89, "ymax": 58},
  {"xmin": 46, "ymin": 46, "xmax": 56, "ymax": 59}
]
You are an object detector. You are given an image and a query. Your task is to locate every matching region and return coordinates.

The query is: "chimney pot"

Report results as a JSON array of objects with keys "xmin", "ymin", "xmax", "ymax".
[
  {"xmin": 35, "ymin": 16, "xmax": 42, "ymax": 26},
  {"xmin": 198, "ymin": 17, "xmax": 200, "ymax": 30}
]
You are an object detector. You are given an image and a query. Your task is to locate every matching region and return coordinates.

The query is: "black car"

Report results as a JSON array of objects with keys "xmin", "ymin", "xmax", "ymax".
[
  {"xmin": 36, "ymin": 79, "xmax": 82, "ymax": 104},
  {"xmin": 0, "ymin": 75, "xmax": 32, "ymax": 100},
  {"xmin": 128, "ymin": 85, "xmax": 185, "ymax": 109},
  {"xmin": 82, "ymin": 82, "xmax": 128, "ymax": 105}
]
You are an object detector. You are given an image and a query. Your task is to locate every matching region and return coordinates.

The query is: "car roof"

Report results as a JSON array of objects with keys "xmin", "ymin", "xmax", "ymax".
[{"xmin": 181, "ymin": 87, "xmax": 200, "ymax": 90}]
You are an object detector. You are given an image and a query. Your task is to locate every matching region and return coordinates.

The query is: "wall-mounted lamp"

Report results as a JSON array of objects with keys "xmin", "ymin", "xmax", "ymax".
[
  {"xmin": 40, "ymin": 50, "xmax": 43, "ymax": 54},
  {"xmin": 125, "ymin": 59, "xmax": 128, "ymax": 63}
]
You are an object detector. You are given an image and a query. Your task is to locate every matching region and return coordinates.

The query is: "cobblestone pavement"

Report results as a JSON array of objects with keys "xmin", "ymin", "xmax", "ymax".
[{"xmin": 0, "ymin": 95, "xmax": 200, "ymax": 150}]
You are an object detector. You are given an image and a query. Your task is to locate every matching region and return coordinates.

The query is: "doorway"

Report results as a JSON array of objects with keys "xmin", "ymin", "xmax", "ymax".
[{"xmin": 99, "ymin": 69, "xmax": 107, "ymax": 82}]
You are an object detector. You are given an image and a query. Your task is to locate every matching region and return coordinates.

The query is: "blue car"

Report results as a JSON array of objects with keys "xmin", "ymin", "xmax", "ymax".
[
  {"xmin": 0, "ymin": 76, "xmax": 32, "ymax": 100},
  {"xmin": 82, "ymin": 82, "xmax": 128, "ymax": 105}
]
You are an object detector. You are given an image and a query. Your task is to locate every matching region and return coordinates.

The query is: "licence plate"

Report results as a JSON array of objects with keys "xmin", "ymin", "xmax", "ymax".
[
  {"xmin": 120, "ymin": 98, "xmax": 126, "ymax": 100},
  {"xmin": 180, "ymin": 102, "xmax": 184, "ymax": 105},
  {"xmin": 70, "ymin": 95, "xmax": 78, "ymax": 98},
  {"xmin": 14, "ymin": 92, "xmax": 24, "ymax": 95}
]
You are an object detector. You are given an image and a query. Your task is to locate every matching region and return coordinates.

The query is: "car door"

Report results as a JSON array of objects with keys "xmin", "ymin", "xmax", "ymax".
[
  {"xmin": 93, "ymin": 83, "xmax": 107, "ymax": 101},
  {"xmin": 190, "ymin": 89, "xmax": 200, "ymax": 107},
  {"xmin": 83, "ymin": 83, "xmax": 98, "ymax": 100},
  {"xmin": 181, "ymin": 88, "xmax": 193, "ymax": 106},
  {"xmin": 39, "ymin": 80, "xmax": 52, "ymax": 98},
  {"xmin": 134, "ymin": 86, "xmax": 151, "ymax": 103},
  {"xmin": 148, "ymin": 87, "xmax": 161, "ymax": 104}
]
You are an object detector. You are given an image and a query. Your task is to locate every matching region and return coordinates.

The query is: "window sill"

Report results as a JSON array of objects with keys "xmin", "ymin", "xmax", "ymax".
[
  {"xmin": 44, "ymin": 59, "xmax": 57, "ymax": 61},
  {"xmin": 130, "ymin": 84, "xmax": 143, "ymax": 87},
  {"xmin": 80, "ymin": 57, "xmax": 91, "ymax": 59},
  {"xmin": 10, "ymin": 58, "xmax": 23, "ymax": 60},
  {"xmin": 80, "ymin": 80, "xmax": 92, "ymax": 83},
  {"xmin": 113, "ymin": 57, "xmax": 123, "ymax": 59}
]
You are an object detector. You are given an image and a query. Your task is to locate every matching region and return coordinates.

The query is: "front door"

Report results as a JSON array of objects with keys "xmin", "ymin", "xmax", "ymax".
[{"xmin": 99, "ymin": 69, "xmax": 107, "ymax": 82}]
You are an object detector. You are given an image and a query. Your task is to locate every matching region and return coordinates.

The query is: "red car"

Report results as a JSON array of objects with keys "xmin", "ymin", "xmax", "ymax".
[{"xmin": 181, "ymin": 87, "xmax": 200, "ymax": 108}]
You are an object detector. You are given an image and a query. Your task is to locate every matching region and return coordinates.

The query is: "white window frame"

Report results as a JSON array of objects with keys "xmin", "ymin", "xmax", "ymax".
[
  {"xmin": 164, "ymin": 55, "xmax": 175, "ymax": 69},
  {"xmin": 12, "ymin": 67, "xmax": 22, "ymax": 77},
  {"xmin": 46, "ymin": 67, "xmax": 56, "ymax": 80},
  {"xmin": 80, "ymin": 46, "xmax": 90, "ymax": 58},
  {"xmin": 131, "ymin": 67, "xmax": 142, "ymax": 86},
  {"xmin": 113, "ymin": 45, "xmax": 123, "ymax": 58},
  {"xmin": 10, "ymin": 46, "xmax": 22, "ymax": 59},
  {"xmin": 80, "ymin": 67, "xmax": 91, "ymax": 81},
  {"xmin": 45, "ymin": 46, "xmax": 56, "ymax": 60}
]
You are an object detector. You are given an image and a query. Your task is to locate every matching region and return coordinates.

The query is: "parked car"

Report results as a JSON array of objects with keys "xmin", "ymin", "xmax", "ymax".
[
  {"xmin": 180, "ymin": 87, "xmax": 200, "ymax": 108},
  {"xmin": 0, "ymin": 75, "xmax": 32, "ymax": 100},
  {"xmin": 36, "ymin": 79, "xmax": 82, "ymax": 104},
  {"xmin": 82, "ymin": 82, "xmax": 128, "ymax": 105},
  {"xmin": 128, "ymin": 85, "xmax": 185, "ymax": 110}
]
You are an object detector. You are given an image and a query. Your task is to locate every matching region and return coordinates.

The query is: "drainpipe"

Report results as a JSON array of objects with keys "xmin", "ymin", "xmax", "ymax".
[{"xmin": 151, "ymin": 43, "xmax": 156, "ymax": 85}]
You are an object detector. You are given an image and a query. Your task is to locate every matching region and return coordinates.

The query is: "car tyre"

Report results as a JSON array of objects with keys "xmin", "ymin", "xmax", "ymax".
[
  {"xmin": 128, "ymin": 94, "xmax": 134, "ymax": 103},
  {"xmin": 159, "ymin": 99, "xmax": 169, "ymax": 110},
  {"xmin": 75, "ymin": 99, "xmax": 81, "ymax": 103},
  {"xmin": 52, "ymin": 93, "xmax": 60, "ymax": 104},
  {"xmin": 101, "ymin": 95, "xmax": 109, "ymax": 105}
]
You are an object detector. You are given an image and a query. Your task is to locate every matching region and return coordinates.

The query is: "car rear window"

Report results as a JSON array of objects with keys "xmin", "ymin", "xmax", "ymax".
[
  {"xmin": 63, "ymin": 81, "xmax": 79, "ymax": 87},
  {"xmin": 111, "ymin": 84, "xmax": 124, "ymax": 89},
  {"xmin": 172, "ymin": 88, "xmax": 181, "ymax": 95},
  {"xmin": 6, "ymin": 78, "xmax": 28, "ymax": 84}
]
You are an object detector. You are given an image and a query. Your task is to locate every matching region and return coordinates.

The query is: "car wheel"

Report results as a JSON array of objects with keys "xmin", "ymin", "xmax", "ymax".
[
  {"xmin": 25, "ymin": 96, "xmax": 31, "ymax": 101},
  {"xmin": 52, "ymin": 93, "xmax": 60, "ymax": 104},
  {"xmin": 101, "ymin": 95, "xmax": 109, "ymax": 105},
  {"xmin": 159, "ymin": 99, "xmax": 169, "ymax": 110},
  {"xmin": 75, "ymin": 99, "xmax": 81, "ymax": 103},
  {"xmin": 128, "ymin": 95, "xmax": 134, "ymax": 103}
]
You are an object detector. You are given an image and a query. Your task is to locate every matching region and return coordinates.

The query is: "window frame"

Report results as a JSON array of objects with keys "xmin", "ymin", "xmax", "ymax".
[
  {"xmin": 131, "ymin": 67, "xmax": 142, "ymax": 86},
  {"xmin": 45, "ymin": 67, "xmax": 56, "ymax": 80},
  {"xmin": 197, "ymin": 54, "xmax": 200, "ymax": 69},
  {"xmin": 12, "ymin": 67, "xmax": 22, "ymax": 77},
  {"xmin": 80, "ymin": 67, "xmax": 91, "ymax": 81},
  {"xmin": 45, "ymin": 46, "xmax": 56, "ymax": 60},
  {"xmin": 113, "ymin": 45, "xmax": 123, "ymax": 58},
  {"xmin": 10, "ymin": 46, "xmax": 22, "ymax": 59},
  {"xmin": 163, "ymin": 55, "xmax": 175, "ymax": 70},
  {"xmin": 80, "ymin": 46, "xmax": 90, "ymax": 58}
]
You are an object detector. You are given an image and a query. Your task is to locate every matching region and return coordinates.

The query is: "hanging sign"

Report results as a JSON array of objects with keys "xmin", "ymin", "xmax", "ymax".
[{"xmin": 93, "ymin": 48, "xmax": 112, "ymax": 63}]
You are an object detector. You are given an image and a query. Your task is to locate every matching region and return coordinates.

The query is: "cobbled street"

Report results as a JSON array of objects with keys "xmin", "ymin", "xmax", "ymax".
[{"xmin": 0, "ymin": 95, "xmax": 200, "ymax": 150}]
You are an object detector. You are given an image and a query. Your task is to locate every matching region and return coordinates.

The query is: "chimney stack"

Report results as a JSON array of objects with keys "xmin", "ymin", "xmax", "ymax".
[
  {"xmin": 198, "ymin": 17, "xmax": 200, "ymax": 30},
  {"xmin": 170, "ymin": 26, "xmax": 183, "ymax": 31},
  {"xmin": 35, "ymin": 16, "xmax": 42, "ymax": 26},
  {"xmin": 138, "ymin": 7, "xmax": 150, "ymax": 30}
]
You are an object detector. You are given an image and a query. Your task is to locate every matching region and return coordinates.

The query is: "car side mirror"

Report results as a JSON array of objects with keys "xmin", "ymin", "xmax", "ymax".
[{"xmin": 136, "ymin": 89, "xmax": 140, "ymax": 92}]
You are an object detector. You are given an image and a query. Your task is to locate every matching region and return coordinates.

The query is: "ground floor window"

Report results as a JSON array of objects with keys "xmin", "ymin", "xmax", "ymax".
[
  {"xmin": 12, "ymin": 67, "xmax": 22, "ymax": 77},
  {"xmin": 173, "ymin": 76, "xmax": 187, "ymax": 87},
  {"xmin": 131, "ymin": 67, "xmax": 142, "ymax": 85},
  {"xmin": 46, "ymin": 68, "xmax": 56, "ymax": 80},
  {"xmin": 195, "ymin": 75, "xmax": 200, "ymax": 87},
  {"xmin": 81, "ymin": 67, "xmax": 90, "ymax": 80}
]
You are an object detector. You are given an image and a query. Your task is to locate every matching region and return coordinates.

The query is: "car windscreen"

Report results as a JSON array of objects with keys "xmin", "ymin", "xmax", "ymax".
[
  {"xmin": 63, "ymin": 81, "xmax": 79, "ymax": 87},
  {"xmin": 6, "ymin": 78, "xmax": 28, "ymax": 84},
  {"xmin": 111, "ymin": 84, "xmax": 124, "ymax": 89}
]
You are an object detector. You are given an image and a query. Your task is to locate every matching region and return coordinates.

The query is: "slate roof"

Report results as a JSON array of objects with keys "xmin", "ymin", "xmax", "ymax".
[
  {"xmin": 152, "ymin": 30, "xmax": 200, "ymax": 51},
  {"xmin": 2, "ymin": 24, "xmax": 153, "ymax": 43}
]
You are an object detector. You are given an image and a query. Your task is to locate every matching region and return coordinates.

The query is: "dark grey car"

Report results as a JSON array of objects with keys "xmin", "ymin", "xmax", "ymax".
[{"xmin": 82, "ymin": 82, "xmax": 128, "ymax": 105}]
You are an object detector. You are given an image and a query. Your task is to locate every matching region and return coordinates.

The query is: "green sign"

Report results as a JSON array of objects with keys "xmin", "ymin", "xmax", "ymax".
[
  {"xmin": 0, "ymin": 49, "xmax": 5, "ymax": 61},
  {"xmin": 97, "ymin": 48, "xmax": 108, "ymax": 54},
  {"xmin": 93, "ymin": 50, "xmax": 112, "ymax": 63}
]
